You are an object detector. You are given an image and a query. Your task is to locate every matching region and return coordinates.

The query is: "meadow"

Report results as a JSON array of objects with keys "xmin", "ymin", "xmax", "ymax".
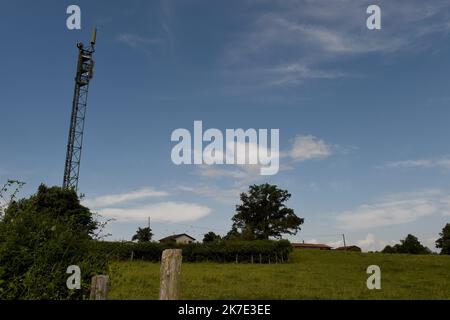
[{"xmin": 108, "ymin": 250, "xmax": 450, "ymax": 300}]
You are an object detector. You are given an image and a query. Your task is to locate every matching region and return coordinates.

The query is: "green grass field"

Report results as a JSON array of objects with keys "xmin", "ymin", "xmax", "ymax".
[{"xmin": 108, "ymin": 250, "xmax": 450, "ymax": 300}]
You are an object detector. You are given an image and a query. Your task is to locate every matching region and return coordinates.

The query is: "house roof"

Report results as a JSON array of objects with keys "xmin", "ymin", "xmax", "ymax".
[
  {"xmin": 291, "ymin": 243, "xmax": 332, "ymax": 249},
  {"xmin": 159, "ymin": 233, "xmax": 196, "ymax": 242}
]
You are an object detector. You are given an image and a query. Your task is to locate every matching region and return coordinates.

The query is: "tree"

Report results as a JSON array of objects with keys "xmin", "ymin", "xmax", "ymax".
[
  {"xmin": 0, "ymin": 180, "xmax": 25, "ymax": 219},
  {"xmin": 230, "ymin": 184, "xmax": 304, "ymax": 240},
  {"xmin": 132, "ymin": 227, "xmax": 153, "ymax": 242},
  {"xmin": 203, "ymin": 231, "xmax": 222, "ymax": 243},
  {"xmin": 398, "ymin": 234, "xmax": 431, "ymax": 254},
  {"xmin": 382, "ymin": 234, "xmax": 430, "ymax": 255},
  {"xmin": 436, "ymin": 223, "xmax": 450, "ymax": 255},
  {"xmin": 223, "ymin": 226, "xmax": 240, "ymax": 241},
  {"xmin": 0, "ymin": 184, "xmax": 107, "ymax": 299},
  {"xmin": 381, "ymin": 245, "xmax": 396, "ymax": 254}
]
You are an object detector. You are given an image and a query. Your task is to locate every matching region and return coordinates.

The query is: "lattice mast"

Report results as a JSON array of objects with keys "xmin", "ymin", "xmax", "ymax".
[{"xmin": 63, "ymin": 28, "xmax": 97, "ymax": 191}]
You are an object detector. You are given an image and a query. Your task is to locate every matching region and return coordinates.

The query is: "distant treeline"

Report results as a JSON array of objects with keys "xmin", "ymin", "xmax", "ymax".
[{"xmin": 91, "ymin": 240, "xmax": 292, "ymax": 263}]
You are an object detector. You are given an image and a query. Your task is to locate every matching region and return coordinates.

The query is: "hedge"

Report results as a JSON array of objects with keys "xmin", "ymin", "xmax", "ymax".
[{"xmin": 90, "ymin": 240, "xmax": 292, "ymax": 264}]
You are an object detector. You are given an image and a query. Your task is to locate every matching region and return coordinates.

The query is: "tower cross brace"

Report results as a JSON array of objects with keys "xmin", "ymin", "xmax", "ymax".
[{"xmin": 63, "ymin": 29, "xmax": 96, "ymax": 191}]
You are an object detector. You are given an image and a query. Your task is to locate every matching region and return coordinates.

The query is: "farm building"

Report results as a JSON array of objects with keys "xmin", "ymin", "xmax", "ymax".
[
  {"xmin": 159, "ymin": 233, "xmax": 196, "ymax": 245},
  {"xmin": 292, "ymin": 243, "xmax": 332, "ymax": 250}
]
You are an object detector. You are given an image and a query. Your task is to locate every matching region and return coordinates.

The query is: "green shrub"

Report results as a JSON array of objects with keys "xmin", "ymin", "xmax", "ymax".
[
  {"xmin": 382, "ymin": 234, "xmax": 431, "ymax": 255},
  {"xmin": 93, "ymin": 239, "xmax": 292, "ymax": 263},
  {"xmin": 0, "ymin": 185, "xmax": 108, "ymax": 300}
]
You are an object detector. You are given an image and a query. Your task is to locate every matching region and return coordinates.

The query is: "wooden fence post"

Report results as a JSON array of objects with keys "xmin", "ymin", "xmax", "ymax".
[
  {"xmin": 90, "ymin": 275, "xmax": 109, "ymax": 300},
  {"xmin": 159, "ymin": 249, "xmax": 182, "ymax": 300}
]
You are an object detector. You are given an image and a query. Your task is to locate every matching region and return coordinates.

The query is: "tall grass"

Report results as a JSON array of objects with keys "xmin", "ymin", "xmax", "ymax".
[{"xmin": 108, "ymin": 250, "xmax": 450, "ymax": 300}]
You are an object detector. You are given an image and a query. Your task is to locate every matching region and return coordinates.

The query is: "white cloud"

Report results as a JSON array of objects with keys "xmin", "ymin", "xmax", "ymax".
[
  {"xmin": 385, "ymin": 158, "xmax": 450, "ymax": 170},
  {"xmin": 83, "ymin": 187, "xmax": 169, "ymax": 208},
  {"xmin": 289, "ymin": 135, "xmax": 332, "ymax": 162},
  {"xmin": 184, "ymin": 134, "xmax": 335, "ymax": 204},
  {"xmin": 266, "ymin": 63, "xmax": 347, "ymax": 86},
  {"xmin": 224, "ymin": 0, "xmax": 450, "ymax": 87},
  {"xmin": 354, "ymin": 233, "xmax": 397, "ymax": 252},
  {"xmin": 336, "ymin": 190, "xmax": 450, "ymax": 230},
  {"xmin": 181, "ymin": 162, "xmax": 279, "ymax": 204},
  {"xmin": 98, "ymin": 201, "xmax": 211, "ymax": 223},
  {"xmin": 117, "ymin": 33, "xmax": 164, "ymax": 48},
  {"xmin": 256, "ymin": 16, "xmax": 405, "ymax": 55},
  {"xmin": 442, "ymin": 196, "xmax": 450, "ymax": 215},
  {"xmin": 196, "ymin": 166, "xmax": 252, "ymax": 180},
  {"xmin": 177, "ymin": 184, "xmax": 241, "ymax": 204},
  {"xmin": 197, "ymin": 164, "xmax": 265, "ymax": 183},
  {"xmin": 326, "ymin": 239, "xmax": 344, "ymax": 248},
  {"xmin": 356, "ymin": 233, "xmax": 376, "ymax": 248},
  {"xmin": 195, "ymin": 139, "xmax": 281, "ymax": 175}
]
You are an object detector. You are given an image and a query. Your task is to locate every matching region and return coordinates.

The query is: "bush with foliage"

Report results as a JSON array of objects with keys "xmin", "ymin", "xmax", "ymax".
[
  {"xmin": 93, "ymin": 239, "xmax": 292, "ymax": 263},
  {"xmin": 132, "ymin": 227, "xmax": 153, "ymax": 242},
  {"xmin": 336, "ymin": 245, "xmax": 362, "ymax": 252},
  {"xmin": 0, "ymin": 185, "xmax": 108, "ymax": 299},
  {"xmin": 203, "ymin": 231, "xmax": 222, "ymax": 243},
  {"xmin": 382, "ymin": 234, "xmax": 431, "ymax": 255},
  {"xmin": 436, "ymin": 223, "xmax": 450, "ymax": 255}
]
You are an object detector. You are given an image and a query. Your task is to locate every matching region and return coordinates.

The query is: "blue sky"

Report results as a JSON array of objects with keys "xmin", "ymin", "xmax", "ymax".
[{"xmin": 1, "ymin": 0, "xmax": 450, "ymax": 251}]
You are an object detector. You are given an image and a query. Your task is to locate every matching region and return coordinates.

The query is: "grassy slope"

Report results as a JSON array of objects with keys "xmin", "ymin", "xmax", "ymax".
[{"xmin": 108, "ymin": 250, "xmax": 450, "ymax": 300}]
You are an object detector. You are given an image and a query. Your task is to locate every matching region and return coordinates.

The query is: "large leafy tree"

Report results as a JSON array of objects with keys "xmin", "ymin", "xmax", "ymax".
[
  {"xmin": 436, "ymin": 223, "xmax": 450, "ymax": 255},
  {"xmin": 0, "ymin": 184, "xmax": 106, "ymax": 299},
  {"xmin": 230, "ymin": 184, "xmax": 304, "ymax": 240},
  {"xmin": 397, "ymin": 234, "xmax": 431, "ymax": 254},
  {"xmin": 132, "ymin": 227, "xmax": 153, "ymax": 242},
  {"xmin": 203, "ymin": 231, "xmax": 222, "ymax": 243},
  {"xmin": 382, "ymin": 234, "xmax": 430, "ymax": 254}
]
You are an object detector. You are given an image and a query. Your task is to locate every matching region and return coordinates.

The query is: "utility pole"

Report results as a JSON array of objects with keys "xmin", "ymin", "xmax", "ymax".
[{"xmin": 63, "ymin": 28, "xmax": 97, "ymax": 191}]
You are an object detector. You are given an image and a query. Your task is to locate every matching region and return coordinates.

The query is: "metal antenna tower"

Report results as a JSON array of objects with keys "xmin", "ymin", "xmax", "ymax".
[{"xmin": 63, "ymin": 28, "xmax": 97, "ymax": 191}]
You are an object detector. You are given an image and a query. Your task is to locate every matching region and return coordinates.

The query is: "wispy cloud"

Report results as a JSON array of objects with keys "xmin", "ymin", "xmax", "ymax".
[
  {"xmin": 223, "ymin": 0, "xmax": 450, "ymax": 86},
  {"xmin": 195, "ymin": 165, "xmax": 266, "ymax": 186},
  {"xmin": 97, "ymin": 201, "xmax": 211, "ymax": 223},
  {"xmin": 194, "ymin": 134, "xmax": 333, "ymax": 180},
  {"xmin": 385, "ymin": 158, "xmax": 450, "ymax": 170},
  {"xmin": 180, "ymin": 134, "xmax": 335, "ymax": 204},
  {"xmin": 160, "ymin": 0, "xmax": 175, "ymax": 50},
  {"xmin": 336, "ymin": 190, "xmax": 450, "ymax": 230},
  {"xmin": 193, "ymin": 165, "xmax": 267, "ymax": 196},
  {"xmin": 326, "ymin": 239, "xmax": 344, "ymax": 248},
  {"xmin": 308, "ymin": 233, "xmax": 392, "ymax": 251},
  {"xmin": 85, "ymin": 187, "xmax": 211, "ymax": 223},
  {"xmin": 83, "ymin": 187, "xmax": 169, "ymax": 208},
  {"xmin": 117, "ymin": 33, "xmax": 164, "ymax": 48},
  {"xmin": 177, "ymin": 184, "xmax": 241, "ymax": 204},
  {"xmin": 196, "ymin": 140, "xmax": 281, "ymax": 170},
  {"xmin": 265, "ymin": 63, "xmax": 347, "ymax": 86}
]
